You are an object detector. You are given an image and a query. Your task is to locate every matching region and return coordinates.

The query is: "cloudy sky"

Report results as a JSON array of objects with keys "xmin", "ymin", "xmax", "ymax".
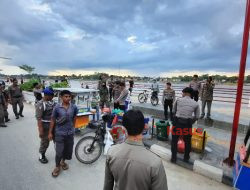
[{"xmin": 0, "ymin": 0, "xmax": 249, "ymax": 76}]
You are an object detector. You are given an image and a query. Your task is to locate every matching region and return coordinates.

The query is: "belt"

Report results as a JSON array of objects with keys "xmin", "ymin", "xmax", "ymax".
[{"xmin": 42, "ymin": 120, "xmax": 51, "ymax": 123}]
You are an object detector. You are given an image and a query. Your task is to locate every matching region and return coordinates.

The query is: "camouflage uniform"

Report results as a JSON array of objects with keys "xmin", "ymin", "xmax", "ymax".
[
  {"xmin": 35, "ymin": 100, "xmax": 56, "ymax": 154},
  {"xmin": 8, "ymin": 85, "xmax": 24, "ymax": 117},
  {"xmin": 200, "ymin": 82, "xmax": 215, "ymax": 118},
  {"xmin": 99, "ymin": 86, "xmax": 110, "ymax": 109}
]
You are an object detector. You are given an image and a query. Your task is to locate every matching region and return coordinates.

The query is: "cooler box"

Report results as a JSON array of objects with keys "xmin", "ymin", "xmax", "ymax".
[{"xmin": 156, "ymin": 120, "xmax": 169, "ymax": 141}]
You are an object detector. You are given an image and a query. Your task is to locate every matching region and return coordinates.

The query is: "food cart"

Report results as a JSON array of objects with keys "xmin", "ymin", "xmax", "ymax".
[{"xmin": 53, "ymin": 88, "xmax": 99, "ymax": 129}]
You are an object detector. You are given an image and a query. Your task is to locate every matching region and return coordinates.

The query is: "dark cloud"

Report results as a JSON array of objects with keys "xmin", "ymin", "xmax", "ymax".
[{"xmin": 0, "ymin": 0, "xmax": 248, "ymax": 75}]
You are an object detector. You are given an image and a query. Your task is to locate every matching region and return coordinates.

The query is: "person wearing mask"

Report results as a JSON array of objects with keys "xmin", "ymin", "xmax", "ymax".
[
  {"xmin": 114, "ymin": 82, "xmax": 129, "ymax": 112},
  {"xmin": 129, "ymin": 78, "xmax": 134, "ymax": 95},
  {"xmin": 99, "ymin": 82, "xmax": 110, "ymax": 109},
  {"xmin": 103, "ymin": 110, "xmax": 168, "ymax": 190},
  {"xmin": 189, "ymin": 75, "xmax": 201, "ymax": 102},
  {"xmin": 2, "ymin": 81, "xmax": 10, "ymax": 122},
  {"xmin": 113, "ymin": 81, "xmax": 121, "ymax": 109},
  {"xmin": 151, "ymin": 79, "xmax": 159, "ymax": 99},
  {"xmin": 35, "ymin": 87, "xmax": 56, "ymax": 164},
  {"xmin": 162, "ymin": 82, "xmax": 175, "ymax": 121},
  {"xmin": 33, "ymin": 82, "xmax": 43, "ymax": 104},
  {"xmin": 48, "ymin": 90, "xmax": 78, "ymax": 177},
  {"xmin": 200, "ymin": 76, "xmax": 215, "ymax": 119},
  {"xmin": 0, "ymin": 83, "xmax": 7, "ymax": 127},
  {"xmin": 171, "ymin": 87, "xmax": 200, "ymax": 163},
  {"xmin": 8, "ymin": 78, "xmax": 24, "ymax": 119}
]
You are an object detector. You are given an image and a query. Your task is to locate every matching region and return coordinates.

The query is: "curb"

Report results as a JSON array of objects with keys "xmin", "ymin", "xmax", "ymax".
[{"xmin": 144, "ymin": 142, "xmax": 233, "ymax": 187}]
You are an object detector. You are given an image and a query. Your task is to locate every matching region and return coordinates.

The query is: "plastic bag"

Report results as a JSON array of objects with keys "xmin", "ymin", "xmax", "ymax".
[
  {"xmin": 104, "ymin": 131, "xmax": 114, "ymax": 155},
  {"xmin": 177, "ymin": 137, "xmax": 185, "ymax": 153}
]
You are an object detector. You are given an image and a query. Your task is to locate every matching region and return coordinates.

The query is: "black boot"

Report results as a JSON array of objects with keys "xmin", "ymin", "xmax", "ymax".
[
  {"xmin": 19, "ymin": 113, "xmax": 24, "ymax": 117},
  {"xmin": 5, "ymin": 117, "xmax": 10, "ymax": 122},
  {"xmin": 39, "ymin": 153, "xmax": 48, "ymax": 164}
]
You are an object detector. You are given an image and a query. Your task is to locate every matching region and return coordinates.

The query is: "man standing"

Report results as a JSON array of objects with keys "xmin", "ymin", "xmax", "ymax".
[
  {"xmin": 151, "ymin": 79, "xmax": 159, "ymax": 98},
  {"xmin": 99, "ymin": 82, "xmax": 110, "ymax": 109},
  {"xmin": 129, "ymin": 78, "xmax": 134, "ymax": 95},
  {"xmin": 2, "ymin": 81, "xmax": 10, "ymax": 122},
  {"xmin": 103, "ymin": 110, "xmax": 168, "ymax": 190},
  {"xmin": 48, "ymin": 90, "xmax": 78, "ymax": 177},
  {"xmin": 113, "ymin": 81, "xmax": 121, "ymax": 109},
  {"xmin": 171, "ymin": 87, "xmax": 200, "ymax": 163},
  {"xmin": 200, "ymin": 76, "xmax": 215, "ymax": 119},
  {"xmin": 35, "ymin": 87, "xmax": 56, "ymax": 164},
  {"xmin": 162, "ymin": 82, "xmax": 175, "ymax": 121},
  {"xmin": 114, "ymin": 82, "xmax": 129, "ymax": 112},
  {"xmin": 0, "ymin": 83, "xmax": 7, "ymax": 127},
  {"xmin": 8, "ymin": 78, "xmax": 24, "ymax": 119},
  {"xmin": 189, "ymin": 75, "xmax": 201, "ymax": 102}
]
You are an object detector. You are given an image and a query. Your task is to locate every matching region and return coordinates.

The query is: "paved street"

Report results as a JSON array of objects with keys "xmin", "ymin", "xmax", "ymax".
[{"xmin": 0, "ymin": 103, "xmax": 232, "ymax": 190}]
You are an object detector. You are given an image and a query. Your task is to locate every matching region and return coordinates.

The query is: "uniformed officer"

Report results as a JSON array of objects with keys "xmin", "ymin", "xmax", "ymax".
[
  {"xmin": 99, "ymin": 82, "xmax": 110, "ymax": 109},
  {"xmin": 35, "ymin": 87, "xmax": 56, "ymax": 164},
  {"xmin": 0, "ymin": 83, "xmax": 7, "ymax": 127},
  {"xmin": 1, "ymin": 81, "xmax": 10, "ymax": 122},
  {"xmin": 8, "ymin": 78, "xmax": 24, "ymax": 119},
  {"xmin": 171, "ymin": 87, "xmax": 200, "ymax": 163}
]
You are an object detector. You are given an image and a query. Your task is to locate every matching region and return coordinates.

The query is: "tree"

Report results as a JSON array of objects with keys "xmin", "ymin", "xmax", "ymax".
[{"xmin": 19, "ymin": 64, "xmax": 35, "ymax": 74}]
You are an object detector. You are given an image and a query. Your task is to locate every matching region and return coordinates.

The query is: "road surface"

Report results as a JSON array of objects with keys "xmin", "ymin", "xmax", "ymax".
[{"xmin": 0, "ymin": 103, "xmax": 232, "ymax": 190}]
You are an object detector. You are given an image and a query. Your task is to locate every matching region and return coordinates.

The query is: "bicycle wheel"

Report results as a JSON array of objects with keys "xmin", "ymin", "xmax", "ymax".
[
  {"xmin": 138, "ymin": 93, "xmax": 146, "ymax": 103},
  {"xmin": 75, "ymin": 136, "xmax": 103, "ymax": 164},
  {"xmin": 151, "ymin": 96, "xmax": 159, "ymax": 106}
]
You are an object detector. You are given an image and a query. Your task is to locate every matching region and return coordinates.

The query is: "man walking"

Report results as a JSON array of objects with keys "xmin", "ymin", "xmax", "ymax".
[
  {"xmin": 103, "ymin": 110, "xmax": 168, "ymax": 190},
  {"xmin": 162, "ymin": 82, "xmax": 175, "ymax": 121},
  {"xmin": 200, "ymin": 76, "xmax": 215, "ymax": 119},
  {"xmin": 189, "ymin": 75, "xmax": 201, "ymax": 102},
  {"xmin": 99, "ymin": 82, "xmax": 110, "ymax": 109},
  {"xmin": 129, "ymin": 78, "xmax": 134, "ymax": 95},
  {"xmin": 8, "ymin": 78, "xmax": 24, "ymax": 119},
  {"xmin": 151, "ymin": 79, "xmax": 159, "ymax": 98},
  {"xmin": 171, "ymin": 87, "xmax": 200, "ymax": 163},
  {"xmin": 114, "ymin": 82, "xmax": 129, "ymax": 112},
  {"xmin": 0, "ymin": 83, "xmax": 7, "ymax": 127},
  {"xmin": 48, "ymin": 90, "xmax": 78, "ymax": 177},
  {"xmin": 35, "ymin": 87, "xmax": 56, "ymax": 164}
]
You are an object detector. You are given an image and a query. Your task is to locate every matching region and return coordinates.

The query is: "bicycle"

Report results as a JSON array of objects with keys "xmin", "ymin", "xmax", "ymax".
[
  {"xmin": 138, "ymin": 90, "xmax": 159, "ymax": 106},
  {"xmin": 75, "ymin": 114, "xmax": 115, "ymax": 164}
]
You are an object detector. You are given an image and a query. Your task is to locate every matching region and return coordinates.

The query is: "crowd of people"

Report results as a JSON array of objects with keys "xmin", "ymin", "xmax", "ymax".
[{"xmin": 0, "ymin": 74, "xmax": 216, "ymax": 190}]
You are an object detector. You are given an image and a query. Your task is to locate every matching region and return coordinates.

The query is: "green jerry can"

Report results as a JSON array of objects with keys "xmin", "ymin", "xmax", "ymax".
[{"xmin": 156, "ymin": 120, "xmax": 169, "ymax": 141}]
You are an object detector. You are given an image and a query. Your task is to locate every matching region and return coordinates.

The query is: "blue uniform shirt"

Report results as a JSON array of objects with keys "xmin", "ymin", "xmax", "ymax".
[{"xmin": 52, "ymin": 103, "xmax": 78, "ymax": 136}]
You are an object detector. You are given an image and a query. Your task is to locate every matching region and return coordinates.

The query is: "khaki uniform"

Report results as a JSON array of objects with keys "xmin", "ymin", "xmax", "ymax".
[
  {"xmin": 0, "ymin": 92, "xmax": 6, "ymax": 126},
  {"xmin": 8, "ymin": 85, "xmax": 24, "ymax": 117},
  {"xmin": 3, "ymin": 89, "xmax": 9, "ymax": 121},
  {"xmin": 35, "ymin": 100, "xmax": 56, "ymax": 154},
  {"xmin": 104, "ymin": 139, "xmax": 168, "ymax": 190},
  {"xmin": 200, "ymin": 82, "xmax": 215, "ymax": 117}
]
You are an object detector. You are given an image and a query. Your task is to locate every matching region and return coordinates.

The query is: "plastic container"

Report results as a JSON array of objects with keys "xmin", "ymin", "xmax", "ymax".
[
  {"xmin": 156, "ymin": 120, "xmax": 169, "ymax": 141},
  {"xmin": 191, "ymin": 129, "xmax": 208, "ymax": 153}
]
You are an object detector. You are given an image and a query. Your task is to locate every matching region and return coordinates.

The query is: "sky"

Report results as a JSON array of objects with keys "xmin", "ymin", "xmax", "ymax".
[{"xmin": 0, "ymin": 0, "xmax": 249, "ymax": 77}]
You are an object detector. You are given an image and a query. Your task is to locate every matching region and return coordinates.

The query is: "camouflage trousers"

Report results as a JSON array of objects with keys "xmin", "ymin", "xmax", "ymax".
[{"xmin": 39, "ymin": 126, "xmax": 50, "ymax": 154}]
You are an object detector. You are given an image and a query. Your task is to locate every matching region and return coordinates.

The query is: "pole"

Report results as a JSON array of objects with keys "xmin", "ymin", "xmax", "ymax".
[{"xmin": 224, "ymin": 0, "xmax": 250, "ymax": 166}]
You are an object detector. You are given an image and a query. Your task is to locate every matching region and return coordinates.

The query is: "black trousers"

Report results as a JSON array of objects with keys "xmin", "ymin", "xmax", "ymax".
[
  {"xmin": 171, "ymin": 118, "xmax": 192, "ymax": 161},
  {"xmin": 55, "ymin": 134, "xmax": 74, "ymax": 167},
  {"xmin": 114, "ymin": 102, "xmax": 119, "ymax": 109},
  {"xmin": 164, "ymin": 99, "xmax": 173, "ymax": 120},
  {"xmin": 192, "ymin": 90, "xmax": 199, "ymax": 102},
  {"xmin": 109, "ymin": 88, "xmax": 113, "ymax": 102}
]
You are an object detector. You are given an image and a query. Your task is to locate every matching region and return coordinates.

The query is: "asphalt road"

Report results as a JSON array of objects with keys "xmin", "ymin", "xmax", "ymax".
[{"xmin": 0, "ymin": 103, "xmax": 232, "ymax": 190}]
